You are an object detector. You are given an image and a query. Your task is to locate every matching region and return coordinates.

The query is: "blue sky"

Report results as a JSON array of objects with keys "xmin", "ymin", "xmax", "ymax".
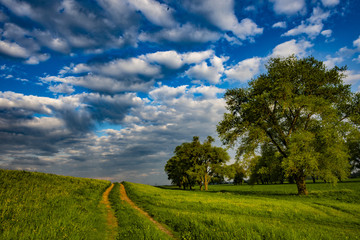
[{"xmin": 1, "ymin": 0, "xmax": 360, "ymax": 185}]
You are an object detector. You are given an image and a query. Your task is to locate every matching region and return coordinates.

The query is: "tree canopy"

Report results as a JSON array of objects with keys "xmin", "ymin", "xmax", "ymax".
[
  {"xmin": 217, "ymin": 55, "xmax": 360, "ymax": 195},
  {"xmin": 165, "ymin": 136, "xmax": 230, "ymax": 191}
]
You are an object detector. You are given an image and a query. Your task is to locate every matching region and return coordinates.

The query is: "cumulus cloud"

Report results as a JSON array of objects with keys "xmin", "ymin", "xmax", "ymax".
[
  {"xmin": 323, "ymin": 55, "xmax": 343, "ymax": 68},
  {"xmin": 321, "ymin": 29, "xmax": 332, "ymax": 38},
  {"xmin": 0, "ymin": 40, "xmax": 30, "ymax": 58},
  {"xmin": 41, "ymin": 75, "xmax": 155, "ymax": 93},
  {"xmin": 321, "ymin": 0, "xmax": 340, "ymax": 7},
  {"xmin": 186, "ymin": 56, "xmax": 228, "ymax": 84},
  {"xmin": 127, "ymin": 0, "xmax": 176, "ymax": 27},
  {"xmin": 25, "ymin": 53, "xmax": 50, "ymax": 65},
  {"xmin": 138, "ymin": 23, "xmax": 221, "ymax": 43},
  {"xmin": 225, "ymin": 57, "xmax": 261, "ymax": 82},
  {"xmin": 44, "ymin": 50, "xmax": 221, "ymax": 93},
  {"xmin": 282, "ymin": 7, "xmax": 330, "ymax": 38},
  {"xmin": 344, "ymin": 70, "xmax": 360, "ymax": 85},
  {"xmin": 140, "ymin": 50, "xmax": 213, "ymax": 69},
  {"xmin": 0, "ymin": 85, "xmax": 228, "ymax": 184},
  {"xmin": 272, "ymin": 21, "xmax": 287, "ymax": 28},
  {"xmin": 271, "ymin": 39, "xmax": 313, "ymax": 58},
  {"xmin": 270, "ymin": 0, "xmax": 306, "ymax": 15},
  {"xmin": 184, "ymin": 0, "xmax": 263, "ymax": 41},
  {"xmin": 48, "ymin": 83, "xmax": 75, "ymax": 94},
  {"xmin": 353, "ymin": 35, "xmax": 360, "ymax": 49}
]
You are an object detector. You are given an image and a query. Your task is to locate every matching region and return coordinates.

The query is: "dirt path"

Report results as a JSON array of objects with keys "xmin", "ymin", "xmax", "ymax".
[
  {"xmin": 101, "ymin": 183, "xmax": 118, "ymax": 240},
  {"xmin": 119, "ymin": 183, "xmax": 176, "ymax": 239}
]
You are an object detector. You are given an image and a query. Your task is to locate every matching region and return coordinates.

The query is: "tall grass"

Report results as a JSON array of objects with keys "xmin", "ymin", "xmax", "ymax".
[
  {"xmin": 124, "ymin": 180, "xmax": 360, "ymax": 240},
  {"xmin": 108, "ymin": 182, "xmax": 173, "ymax": 240},
  {"xmin": 0, "ymin": 169, "xmax": 110, "ymax": 240}
]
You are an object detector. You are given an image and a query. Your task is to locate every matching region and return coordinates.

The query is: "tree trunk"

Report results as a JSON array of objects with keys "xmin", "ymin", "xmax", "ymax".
[
  {"xmin": 295, "ymin": 174, "xmax": 308, "ymax": 195},
  {"xmin": 204, "ymin": 174, "xmax": 208, "ymax": 191}
]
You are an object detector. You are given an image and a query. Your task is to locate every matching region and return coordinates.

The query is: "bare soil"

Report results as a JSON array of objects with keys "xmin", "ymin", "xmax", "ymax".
[{"xmin": 101, "ymin": 183, "xmax": 118, "ymax": 240}]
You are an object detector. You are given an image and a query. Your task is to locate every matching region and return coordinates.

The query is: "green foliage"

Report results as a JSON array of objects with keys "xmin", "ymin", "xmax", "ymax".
[
  {"xmin": 248, "ymin": 143, "xmax": 285, "ymax": 185},
  {"xmin": 125, "ymin": 180, "xmax": 360, "ymax": 240},
  {"xmin": 108, "ymin": 182, "xmax": 172, "ymax": 240},
  {"xmin": 0, "ymin": 169, "xmax": 110, "ymax": 240},
  {"xmin": 165, "ymin": 136, "xmax": 230, "ymax": 190},
  {"xmin": 217, "ymin": 55, "xmax": 360, "ymax": 194},
  {"xmin": 347, "ymin": 129, "xmax": 360, "ymax": 174}
]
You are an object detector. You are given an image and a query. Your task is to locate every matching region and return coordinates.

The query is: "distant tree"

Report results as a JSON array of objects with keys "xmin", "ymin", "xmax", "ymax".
[
  {"xmin": 226, "ymin": 162, "xmax": 247, "ymax": 185},
  {"xmin": 217, "ymin": 55, "xmax": 360, "ymax": 195},
  {"xmin": 248, "ymin": 143, "xmax": 285, "ymax": 185},
  {"xmin": 165, "ymin": 136, "xmax": 230, "ymax": 191},
  {"xmin": 347, "ymin": 129, "xmax": 360, "ymax": 175},
  {"xmin": 165, "ymin": 156, "xmax": 192, "ymax": 189}
]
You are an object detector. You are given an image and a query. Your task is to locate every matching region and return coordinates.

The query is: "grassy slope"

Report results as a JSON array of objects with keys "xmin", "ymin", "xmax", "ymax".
[
  {"xmin": 124, "ymin": 180, "xmax": 360, "ymax": 240},
  {"xmin": 0, "ymin": 169, "xmax": 110, "ymax": 240},
  {"xmin": 108, "ymin": 182, "xmax": 173, "ymax": 240}
]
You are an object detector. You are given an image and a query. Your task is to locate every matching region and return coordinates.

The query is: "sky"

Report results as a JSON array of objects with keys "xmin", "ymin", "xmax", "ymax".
[{"xmin": 0, "ymin": 0, "xmax": 360, "ymax": 185}]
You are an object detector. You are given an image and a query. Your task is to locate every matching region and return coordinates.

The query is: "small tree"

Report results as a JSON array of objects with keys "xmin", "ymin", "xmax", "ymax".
[
  {"xmin": 232, "ymin": 163, "xmax": 247, "ymax": 185},
  {"xmin": 217, "ymin": 55, "xmax": 360, "ymax": 195},
  {"xmin": 165, "ymin": 136, "xmax": 230, "ymax": 191}
]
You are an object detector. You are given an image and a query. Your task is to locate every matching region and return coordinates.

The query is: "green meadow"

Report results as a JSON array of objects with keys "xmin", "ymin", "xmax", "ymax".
[
  {"xmin": 108, "ymin": 182, "xmax": 172, "ymax": 240},
  {"xmin": 124, "ymin": 180, "xmax": 360, "ymax": 240},
  {"xmin": 0, "ymin": 169, "xmax": 110, "ymax": 239},
  {"xmin": 1, "ymin": 169, "xmax": 360, "ymax": 239}
]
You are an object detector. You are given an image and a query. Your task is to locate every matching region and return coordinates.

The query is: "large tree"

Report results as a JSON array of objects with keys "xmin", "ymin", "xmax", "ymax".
[
  {"xmin": 165, "ymin": 136, "xmax": 230, "ymax": 191},
  {"xmin": 217, "ymin": 55, "xmax": 360, "ymax": 195}
]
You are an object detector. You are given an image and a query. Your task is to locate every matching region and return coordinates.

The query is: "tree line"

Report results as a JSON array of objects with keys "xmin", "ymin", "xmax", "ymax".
[{"xmin": 165, "ymin": 55, "xmax": 360, "ymax": 195}]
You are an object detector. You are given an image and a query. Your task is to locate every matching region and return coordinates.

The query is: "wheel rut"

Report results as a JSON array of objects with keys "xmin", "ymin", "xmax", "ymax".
[
  {"xmin": 101, "ymin": 183, "xmax": 118, "ymax": 240},
  {"xmin": 119, "ymin": 183, "xmax": 176, "ymax": 239}
]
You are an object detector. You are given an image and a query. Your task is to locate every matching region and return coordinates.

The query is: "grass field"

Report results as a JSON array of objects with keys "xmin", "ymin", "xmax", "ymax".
[
  {"xmin": 1, "ymin": 168, "xmax": 360, "ymax": 239},
  {"xmin": 108, "ymin": 182, "xmax": 173, "ymax": 240},
  {"xmin": 0, "ymin": 169, "xmax": 110, "ymax": 239},
  {"xmin": 124, "ymin": 180, "xmax": 360, "ymax": 240}
]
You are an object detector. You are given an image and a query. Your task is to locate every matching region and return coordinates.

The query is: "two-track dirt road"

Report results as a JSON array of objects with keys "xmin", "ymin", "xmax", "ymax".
[{"xmin": 101, "ymin": 183, "xmax": 175, "ymax": 239}]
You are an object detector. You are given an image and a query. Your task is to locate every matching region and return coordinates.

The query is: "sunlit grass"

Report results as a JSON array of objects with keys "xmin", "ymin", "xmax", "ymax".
[
  {"xmin": 0, "ymin": 169, "xmax": 110, "ymax": 240},
  {"xmin": 124, "ymin": 180, "xmax": 360, "ymax": 240},
  {"xmin": 108, "ymin": 182, "xmax": 173, "ymax": 240}
]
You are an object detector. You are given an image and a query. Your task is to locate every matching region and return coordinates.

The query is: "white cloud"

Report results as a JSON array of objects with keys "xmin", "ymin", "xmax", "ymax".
[
  {"xmin": 25, "ymin": 53, "xmax": 50, "ymax": 65},
  {"xmin": 41, "ymin": 75, "xmax": 154, "ymax": 93},
  {"xmin": 353, "ymin": 55, "xmax": 360, "ymax": 63},
  {"xmin": 127, "ymin": 0, "xmax": 176, "ymax": 27},
  {"xmin": 182, "ymin": 51, "xmax": 214, "ymax": 64},
  {"xmin": 33, "ymin": 30, "xmax": 70, "ymax": 53},
  {"xmin": 225, "ymin": 57, "xmax": 261, "ymax": 82},
  {"xmin": 282, "ymin": 7, "xmax": 330, "ymax": 38},
  {"xmin": 323, "ymin": 55, "xmax": 343, "ymax": 68},
  {"xmin": 353, "ymin": 35, "xmax": 360, "ymax": 49},
  {"xmin": 149, "ymin": 85, "xmax": 188, "ymax": 101},
  {"xmin": 48, "ymin": 83, "xmax": 75, "ymax": 94},
  {"xmin": 186, "ymin": 56, "xmax": 228, "ymax": 84},
  {"xmin": 321, "ymin": 0, "xmax": 340, "ymax": 7},
  {"xmin": 184, "ymin": 0, "xmax": 263, "ymax": 41},
  {"xmin": 321, "ymin": 29, "xmax": 332, "ymax": 38},
  {"xmin": 140, "ymin": 50, "xmax": 214, "ymax": 69},
  {"xmin": 272, "ymin": 21, "xmax": 287, "ymax": 28},
  {"xmin": 99, "ymin": 58, "xmax": 160, "ymax": 78},
  {"xmin": 270, "ymin": 0, "xmax": 306, "ymax": 15},
  {"xmin": 271, "ymin": 39, "xmax": 313, "ymax": 58},
  {"xmin": 282, "ymin": 23, "xmax": 323, "ymax": 38},
  {"xmin": 139, "ymin": 23, "xmax": 221, "ymax": 43},
  {"xmin": 189, "ymin": 85, "xmax": 226, "ymax": 99},
  {"xmin": 0, "ymin": 0, "xmax": 35, "ymax": 18},
  {"xmin": 344, "ymin": 70, "xmax": 360, "ymax": 85},
  {"xmin": 0, "ymin": 40, "xmax": 30, "ymax": 58},
  {"xmin": 141, "ymin": 51, "xmax": 183, "ymax": 69}
]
